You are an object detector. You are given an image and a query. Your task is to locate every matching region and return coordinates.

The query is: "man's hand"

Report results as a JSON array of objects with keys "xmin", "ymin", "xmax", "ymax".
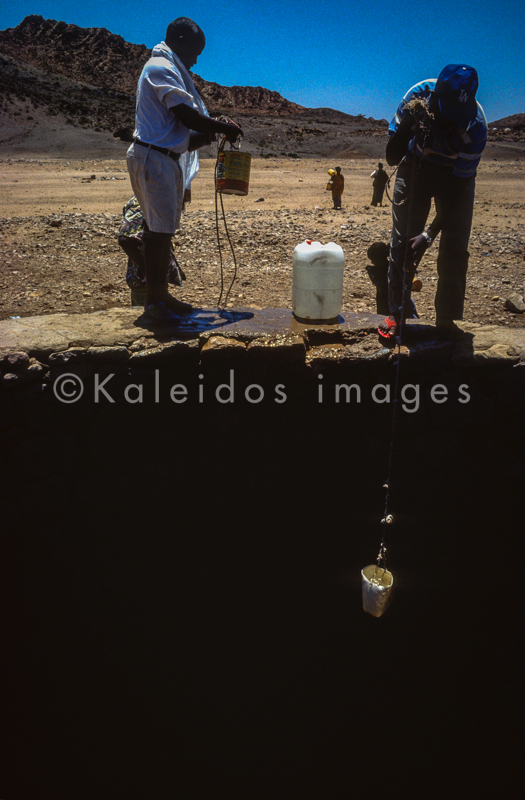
[
  {"xmin": 223, "ymin": 122, "xmax": 243, "ymax": 144},
  {"xmin": 408, "ymin": 233, "xmax": 430, "ymax": 266},
  {"xmin": 399, "ymin": 111, "xmax": 416, "ymax": 132}
]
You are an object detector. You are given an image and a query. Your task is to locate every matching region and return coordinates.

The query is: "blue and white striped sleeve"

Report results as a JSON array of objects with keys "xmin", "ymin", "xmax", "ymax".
[{"xmin": 453, "ymin": 103, "xmax": 488, "ymax": 178}]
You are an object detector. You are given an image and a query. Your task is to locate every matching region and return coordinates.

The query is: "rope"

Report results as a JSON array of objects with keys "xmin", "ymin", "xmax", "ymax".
[
  {"xmin": 213, "ymin": 151, "xmax": 226, "ymax": 308},
  {"xmin": 384, "ymin": 160, "xmax": 405, "ymax": 206},
  {"xmin": 384, "ymin": 98, "xmax": 433, "ymax": 207},
  {"xmin": 213, "ymin": 120, "xmax": 243, "ymax": 311},
  {"xmin": 376, "ymin": 111, "xmax": 431, "ymax": 569}
]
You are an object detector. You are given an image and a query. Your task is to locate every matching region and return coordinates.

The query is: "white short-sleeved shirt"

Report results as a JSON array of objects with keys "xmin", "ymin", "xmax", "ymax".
[{"xmin": 133, "ymin": 42, "xmax": 194, "ymax": 151}]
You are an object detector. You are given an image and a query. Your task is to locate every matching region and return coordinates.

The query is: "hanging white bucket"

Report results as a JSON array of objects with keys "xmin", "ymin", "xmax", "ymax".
[{"xmin": 361, "ymin": 565, "xmax": 394, "ymax": 617}]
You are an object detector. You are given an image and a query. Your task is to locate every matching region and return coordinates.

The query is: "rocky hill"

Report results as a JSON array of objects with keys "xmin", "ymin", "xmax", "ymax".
[
  {"xmin": 488, "ymin": 114, "xmax": 525, "ymax": 143},
  {"xmin": 490, "ymin": 114, "xmax": 525, "ymax": 130},
  {"xmin": 0, "ymin": 15, "xmax": 389, "ymax": 159},
  {"xmin": 0, "ymin": 15, "xmax": 149, "ymax": 96},
  {"xmin": 0, "ymin": 16, "xmax": 380, "ymax": 121},
  {"xmin": 1, "ymin": 15, "xmax": 522, "ymax": 158}
]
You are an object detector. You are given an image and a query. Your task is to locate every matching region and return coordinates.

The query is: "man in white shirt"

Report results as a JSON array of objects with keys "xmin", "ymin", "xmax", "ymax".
[{"xmin": 127, "ymin": 17, "xmax": 242, "ymax": 323}]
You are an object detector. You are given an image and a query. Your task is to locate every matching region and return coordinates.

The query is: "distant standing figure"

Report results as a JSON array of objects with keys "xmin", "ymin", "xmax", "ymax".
[
  {"xmin": 330, "ymin": 166, "xmax": 344, "ymax": 209},
  {"xmin": 370, "ymin": 162, "xmax": 389, "ymax": 206}
]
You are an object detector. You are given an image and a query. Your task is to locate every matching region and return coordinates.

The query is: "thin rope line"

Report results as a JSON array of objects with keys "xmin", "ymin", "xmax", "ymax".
[
  {"xmin": 218, "ymin": 189, "xmax": 239, "ymax": 307},
  {"xmin": 377, "ymin": 116, "xmax": 431, "ymax": 568},
  {"xmin": 214, "ymin": 147, "xmax": 226, "ymax": 309},
  {"xmin": 214, "ymin": 134, "xmax": 242, "ymax": 312},
  {"xmin": 384, "ymin": 158, "xmax": 405, "ymax": 206}
]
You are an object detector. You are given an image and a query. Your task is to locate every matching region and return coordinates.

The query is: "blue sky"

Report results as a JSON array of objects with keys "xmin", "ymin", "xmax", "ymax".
[{"xmin": 1, "ymin": 1, "xmax": 524, "ymax": 123}]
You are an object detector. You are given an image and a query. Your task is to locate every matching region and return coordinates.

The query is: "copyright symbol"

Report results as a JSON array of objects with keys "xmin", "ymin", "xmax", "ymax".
[{"xmin": 53, "ymin": 373, "xmax": 84, "ymax": 403}]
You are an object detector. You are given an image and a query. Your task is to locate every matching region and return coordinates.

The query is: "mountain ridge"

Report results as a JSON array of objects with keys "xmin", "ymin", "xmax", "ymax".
[
  {"xmin": 0, "ymin": 16, "xmax": 523, "ymax": 158},
  {"xmin": 0, "ymin": 16, "xmax": 385, "ymax": 125}
]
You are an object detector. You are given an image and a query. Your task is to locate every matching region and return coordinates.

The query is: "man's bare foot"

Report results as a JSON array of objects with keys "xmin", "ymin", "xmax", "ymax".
[
  {"xmin": 158, "ymin": 293, "xmax": 193, "ymax": 315},
  {"xmin": 143, "ymin": 302, "xmax": 181, "ymax": 325},
  {"xmin": 435, "ymin": 319, "xmax": 464, "ymax": 338}
]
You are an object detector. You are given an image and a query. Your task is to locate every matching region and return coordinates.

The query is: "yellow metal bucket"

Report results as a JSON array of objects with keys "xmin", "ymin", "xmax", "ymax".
[{"xmin": 216, "ymin": 151, "xmax": 252, "ymax": 196}]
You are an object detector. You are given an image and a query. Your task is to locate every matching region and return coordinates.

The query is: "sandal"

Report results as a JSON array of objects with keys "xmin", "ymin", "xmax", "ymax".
[{"xmin": 378, "ymin": 316, "xmax": 398, "ymax": 340}]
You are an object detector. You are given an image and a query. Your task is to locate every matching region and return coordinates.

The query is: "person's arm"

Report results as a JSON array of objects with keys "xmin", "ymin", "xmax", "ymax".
[
  {"xmin": 385, "ymin": 112, "xmax": 415, "ymax": 166},
  {"xmin": 409, "ymin": 214, "xmax": 442, "ymax": 266},
  {"xmin": 187, "ymin": 131, "xmax": 215, "ymax": 152},
  {"xmin": 171, "ymin": 104, "xmax": 243, "ymax": 144},
  {"xmin": 426, "ymin": 215, "xmax": 441, "ymax": 241}
]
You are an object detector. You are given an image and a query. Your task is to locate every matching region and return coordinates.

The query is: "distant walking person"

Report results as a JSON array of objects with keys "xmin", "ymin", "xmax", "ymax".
[
  {"xmin": 370, "ymin": 162, "xmax": 389, "ymax": 206},
  {"xmin": 329, "ymin": 166, "xmax": 344, "ymax": 209}
]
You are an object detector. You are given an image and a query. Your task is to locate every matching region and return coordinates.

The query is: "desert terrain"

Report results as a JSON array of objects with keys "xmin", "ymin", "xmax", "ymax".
[
  {"xmin": 0, "ymin": 145, "xmax": 523, "ymax": 328},
  {"xmin": 0, "ymin": 15, "xmax": 523, "ymax": 329}
]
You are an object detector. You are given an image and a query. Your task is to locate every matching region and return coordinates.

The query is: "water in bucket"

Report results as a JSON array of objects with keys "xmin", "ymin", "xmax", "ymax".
[{"xmin": 292, "ymin": 240, "xmax": 345, "ymax": 323}]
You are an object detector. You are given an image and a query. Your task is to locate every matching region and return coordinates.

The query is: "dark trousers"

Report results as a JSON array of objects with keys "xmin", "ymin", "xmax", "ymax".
[
  {"xmin": 389, "ymin": 158, "xmax": 475, "ymax": 321},
  {"xmin": 371, "ymin": 185, "xmax": 386, "ymax": 206}
]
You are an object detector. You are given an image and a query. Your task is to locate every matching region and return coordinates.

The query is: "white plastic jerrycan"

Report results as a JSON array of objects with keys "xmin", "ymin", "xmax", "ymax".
[{"xmin": 292, "ymin": 240, "xmax": 345, "ymax": 323}]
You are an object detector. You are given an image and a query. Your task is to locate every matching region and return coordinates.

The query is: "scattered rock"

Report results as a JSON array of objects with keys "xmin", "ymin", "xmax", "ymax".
[
  {"xmin": 1, "ymin": 360, "xmax": 44, "ymax": 386},
  {"xmin": 200, "ymin": 336, "xmax": 247, "ymax": 366},
  {"xmin": 1, "ymin": 372, "xmax": 19, "ymax": 387},
  {"xmin": 505, "ymin": 293, "xmax": 525, "ymax": 313},
  {"xmin": 3, "ymin": 351, "xmax": 30, "ymax": 372},
  {"xmin": 87, "ymin": 346, "xmax": 130, "ymax": 363},
  {"xmin": 48, "ymin": 347, "xmax": 88, "ymax": 366}
]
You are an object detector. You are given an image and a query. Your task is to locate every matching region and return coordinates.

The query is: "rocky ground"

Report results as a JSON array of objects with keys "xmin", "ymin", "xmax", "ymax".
[
  {"xmin": 0, "ymin": 153, "xmax": 523, "ymax": 328},
  {"xmin": 0, "ymin": 152, "xmax": 525, "ymax": 327}
]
